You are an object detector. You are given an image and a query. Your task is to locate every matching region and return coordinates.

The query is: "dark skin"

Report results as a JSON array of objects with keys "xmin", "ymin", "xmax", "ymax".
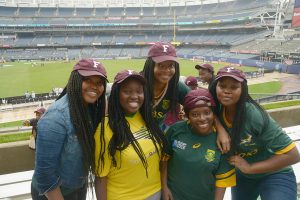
[
  {"xmin": 161, "ymin": 107, "xmax": 228, "ymax": 200},
  {"xmin": 228, "ymin": 148, "xmax": 300, "ymax": 174},
  {"xmin": 217, "ymin": 77, "xmax": 300, "ymax": 174},
  {"xmin": 198, "ymin": 68, "xmax": 213, "ymax": 84}
]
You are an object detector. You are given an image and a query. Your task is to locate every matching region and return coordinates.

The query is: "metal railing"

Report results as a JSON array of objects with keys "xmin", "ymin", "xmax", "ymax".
[{"xmin": 254, "ymin": 91, "xmax": 300, "ymax": 104}]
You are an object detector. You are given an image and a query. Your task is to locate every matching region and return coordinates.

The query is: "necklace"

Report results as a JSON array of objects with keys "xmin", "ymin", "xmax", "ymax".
[
  {"xmin": 154, "ymin": 84, "xmax": 168, "ymax": 100},
  {"xmin": 153, "ymin": 84, "xmax": 168, "ymax": 108}
]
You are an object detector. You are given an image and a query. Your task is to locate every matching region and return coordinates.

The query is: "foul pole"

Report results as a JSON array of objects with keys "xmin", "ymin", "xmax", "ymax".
[{"xmin": 173, "ymin": 9, "xmax": 176, "ymax": 43}]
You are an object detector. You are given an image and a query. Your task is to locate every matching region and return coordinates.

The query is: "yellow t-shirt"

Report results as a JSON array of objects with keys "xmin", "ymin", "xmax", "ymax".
[{"xmin": 94, "ymin": 111, "xmax": 161, "ymax": 200}]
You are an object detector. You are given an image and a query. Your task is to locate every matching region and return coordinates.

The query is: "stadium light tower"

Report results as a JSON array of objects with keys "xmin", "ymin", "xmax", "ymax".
[{"xmin": 273, "ymin": 0, "xmax": 290, "ymax": 38}]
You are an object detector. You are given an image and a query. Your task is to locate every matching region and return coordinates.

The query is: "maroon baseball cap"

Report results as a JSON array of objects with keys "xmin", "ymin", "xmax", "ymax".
[
  {"xmin": 185, "ymin": 76, "xmax": 198, "ymax": 86},
  {"xmin": 34, "ymin": 107, "xmax": 46, "ymax": 114},
  {"xmin": 195, "ymin": 63, "xmax": 214, "ymax": 72},
  {"xmin": 147, "ymin": 42, "xmax": 178, "ymax": 63},
  {"xmin": 73, "ymin": 58, "xmax": 107, "ymax": 81},
  {"xmin": 114, "ymin": 70, "xmax": 145, "ymax": 84},
  {"xmin": 215, "ymin": 66, "xmax": 246, "ymax": 82},
  {"xmin": 184, "ymin": 89, "xmax": 216, "ymax": 111}
]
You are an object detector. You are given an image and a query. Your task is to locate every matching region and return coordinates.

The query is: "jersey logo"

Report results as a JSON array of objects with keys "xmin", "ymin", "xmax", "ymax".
[
  {"xmin": 240, "ymin": 133, "xmax": 255, "ymax": 146},
  {"xmin": 133, "ymin": 127, "xmax": 150, "ymax": 140},
  {"xmin": 238, "ymin": 148, "xmax": 258, "ymax": 158},
  {"xmin": 192, "ymin": 143, "xmax": 201, "ymax": 149},
  {"xmin": 152, "ymin": 111, "xmax": 163, "ymax": 119},
  {"xmin": 172, "ymin": 140, "xmax": 187, "ymax": 150},
  {"xmin": 205, "ymin": 149, "xmax": 215, "ymax": 162},
  {"xmin": 162, "ymin": 100, "xmax": 170, "ymax": 110}
]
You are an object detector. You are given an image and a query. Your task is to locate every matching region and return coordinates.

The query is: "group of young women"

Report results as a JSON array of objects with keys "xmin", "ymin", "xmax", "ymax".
[{"xmin": 31, "ymin": 42, "xmax": 300, "ymax": 200}]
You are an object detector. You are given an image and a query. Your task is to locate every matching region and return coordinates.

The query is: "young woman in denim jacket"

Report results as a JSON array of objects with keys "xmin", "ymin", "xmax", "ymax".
[{"xmin": 31, "ymin": 58, "xmax": 107, "ymax": 200}]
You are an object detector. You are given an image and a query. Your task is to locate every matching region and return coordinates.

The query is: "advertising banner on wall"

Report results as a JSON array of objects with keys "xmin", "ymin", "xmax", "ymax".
[{"xmin": 292, "ymin": 0, "xmax": 300, "ymax": 28}]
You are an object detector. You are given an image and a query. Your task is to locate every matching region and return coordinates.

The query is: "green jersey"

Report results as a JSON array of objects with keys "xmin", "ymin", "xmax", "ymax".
[
  {"xmin": 164, "ymin": 121, "xmax": 235, "ymax": 200},
  {"xmin": 152, "ymin": 81, "xmax": 190, "ymax": 131},
  {"xmin": 220, "ymin": 102, "xmax": 295, "ymax": 179}
]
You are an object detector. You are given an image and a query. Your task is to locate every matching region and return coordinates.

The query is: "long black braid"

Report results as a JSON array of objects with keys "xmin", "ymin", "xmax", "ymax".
[
  {"xmin": 210, "ymin": 79, "xmax": 269, "ymax": 154},
  {"xmin": 107, "ymin": 77, "xmax": 167, "ymax": 176},
  {"xmin": 141, "ymin": 58, "xmax": 180, "ymax": 117},
  {"xmin": 57, "ymin": 71, "xmax": 106, "ymax": 188}
]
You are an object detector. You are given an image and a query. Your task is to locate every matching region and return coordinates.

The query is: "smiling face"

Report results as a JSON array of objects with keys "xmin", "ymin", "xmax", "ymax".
[
  {"xmin": 81, "ymin": 75, "xmax": 105, "ymax": 105},
  {"xmin": 153, "ymin": 60, "xmax": 176, "ymax": 85},
  {"xmin": 216, "ymin": 77, "xmax": 242, "ymax": 109},
  {"xmin": 119, "ymin": 78, "xmax": 144, "ymax": 115},
  {"xmin": 188, "ymin": 106, "xmax": 214, "ymax": 135}
]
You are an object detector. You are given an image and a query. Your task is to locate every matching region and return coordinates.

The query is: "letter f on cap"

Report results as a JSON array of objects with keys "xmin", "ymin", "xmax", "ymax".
[
  {"xmin": 163, "ymin": 45, "xmax": 169, "ymax": 53},
  {"xmin": 93, "ymin": 61, "xmax": 99, "ymax": 68}
]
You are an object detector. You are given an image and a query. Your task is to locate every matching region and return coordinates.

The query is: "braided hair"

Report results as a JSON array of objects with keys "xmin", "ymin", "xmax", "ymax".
[
  {"xmin": 209, "ymin": 79, "xmax": 269, "ymax": 154},
  {"xmin": 57, "ymin": 71, "xmax": 106, "ymax": 186},
  {"xmin": 141, "ymin": 57, "xmax": 180, "ymax": 116},
  {"xmin": 107, "ymin": 77, "xmax": 167, "ymax": 175}
]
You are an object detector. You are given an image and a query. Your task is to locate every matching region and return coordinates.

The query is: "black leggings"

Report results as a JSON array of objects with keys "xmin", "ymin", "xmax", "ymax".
[{"xmin": 31, "ymin": 182, "xmax": 87, "ymax": 200}]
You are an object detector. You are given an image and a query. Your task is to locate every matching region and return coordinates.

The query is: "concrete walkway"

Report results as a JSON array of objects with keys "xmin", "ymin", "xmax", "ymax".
[
  {"xmin": 248, "ymin": 72, "xmax": 300, "ymax": 94},
  {"xmin": 278, "ymin": 74, "xmax": 300, "ymax": 94},
  {"xmin": 0, "ymin": 100, "xmax": 53, "ymax": 124}
]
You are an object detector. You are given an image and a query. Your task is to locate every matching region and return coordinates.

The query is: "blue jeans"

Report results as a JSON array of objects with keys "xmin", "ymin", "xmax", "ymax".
[
  {"xmin": 232, "ymin": 171, "xmax": 297, "ymax": 200},
  {"xmin": 31, "ymin": 182, "xmax": 87, "ymax": 200}
]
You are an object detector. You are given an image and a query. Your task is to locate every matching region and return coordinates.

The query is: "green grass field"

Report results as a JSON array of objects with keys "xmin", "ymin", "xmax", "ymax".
[
  {"xmin": 262, "ymin": 100, "xmax": 300, "ymax": 110},
  {"xmin": 0, "ymin": 120, "xmax": 23, "ymax": 128},
  {"xmin": 0, "ymin": 59, "xmax": 257, "ymax": 98},
  {"xmin": 249, "ymin": 81, "xmax": 283, "ymax": 99},
  {"xmin": 0, "ymin": 131, "xmax": 31, "ymax": 144},
  {"xmin": 0, "ymin": 59, "xmax": 284, "ymax": 144}
]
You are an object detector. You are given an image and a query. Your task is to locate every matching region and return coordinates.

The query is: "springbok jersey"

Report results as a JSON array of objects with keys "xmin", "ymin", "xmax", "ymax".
[
  {"xmin": 163, "ymin": 121, "xmax": 236, "ymax": 200},
  {"xmin": 220, "ymin": 102, "xmax": 295, "ymax": 179}
]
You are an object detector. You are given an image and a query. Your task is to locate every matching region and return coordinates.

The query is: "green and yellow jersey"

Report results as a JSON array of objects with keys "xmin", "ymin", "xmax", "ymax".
[
  {"xmin": 94, "ymin": 112, "xmax": 161, "ymax": 200},
  {"xmin": 220, "ymin": 102, "xmax": 296, "ymax": 179},
  {"xmin": 153, "ymin": 81, "xmax": 190, "ymax": 131},
  {"xmin": 163, "ymin": 121, "xmax": 236, "ymax": 200}
]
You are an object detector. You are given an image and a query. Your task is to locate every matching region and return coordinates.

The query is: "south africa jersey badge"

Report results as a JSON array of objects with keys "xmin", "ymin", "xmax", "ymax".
[
  {"xmin": 205, "ymin": 149, "xmax": 215, "ymax": 162},
  {"xmin": 162, "ymin": 100, "xmax": 170, "ymax": 110}
]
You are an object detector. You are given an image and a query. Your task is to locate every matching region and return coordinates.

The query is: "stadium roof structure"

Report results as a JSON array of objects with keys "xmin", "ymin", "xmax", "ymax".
[{"xmin": 1, "ymin": 0, "xmax": 235, "ymax": 8}]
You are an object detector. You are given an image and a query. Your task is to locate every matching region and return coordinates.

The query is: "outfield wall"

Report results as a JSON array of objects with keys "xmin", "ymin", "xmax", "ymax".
[
  {"xmin": 0, "ymin": 106, "xmax": 300, "ymax": 175},
  {"xmin": 189, "ymin": 55, "xmax": 300, "ymax": 74}
]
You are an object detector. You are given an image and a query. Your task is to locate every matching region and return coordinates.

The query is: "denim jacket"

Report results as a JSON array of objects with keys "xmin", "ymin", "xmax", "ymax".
[{"xmin": 32, "ymin": 94, "xmax": 87, "ymax": 195}]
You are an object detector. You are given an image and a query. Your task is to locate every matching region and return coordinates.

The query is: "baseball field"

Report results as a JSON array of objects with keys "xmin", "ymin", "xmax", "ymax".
[{"xmin": 0, "ymin": 59, "xmax": 276, "ymax": 98}]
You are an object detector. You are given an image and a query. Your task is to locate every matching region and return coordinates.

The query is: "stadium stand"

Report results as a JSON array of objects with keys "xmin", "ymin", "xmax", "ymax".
[
  {"xmin": 0, "ymin": 0, "xmax": 299, "ymax": 74},
  {"xmin": 1, "ymin": 0, "xmax": 299, "ymax": 103},
  {"xmin": 0, "ymin": 0, "xmax": 278, "ymax": 61},
  {"xmin": 1, "ymin": 1, "xmax": 300, "ymax": 198}
]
